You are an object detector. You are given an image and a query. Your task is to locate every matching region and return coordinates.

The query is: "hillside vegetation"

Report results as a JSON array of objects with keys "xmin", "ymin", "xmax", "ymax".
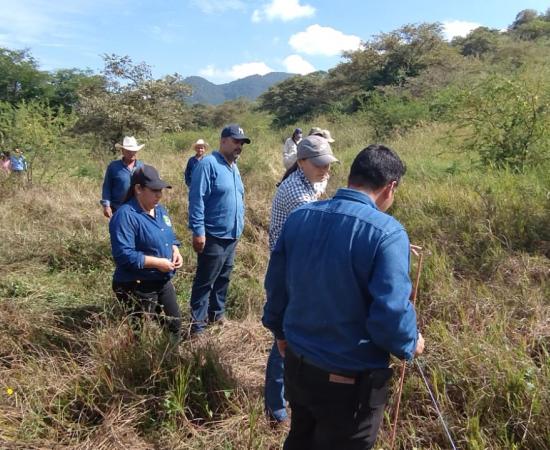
[{"xmin": 1, "ymin": 8, "xmax": 549, "ymax": 450}]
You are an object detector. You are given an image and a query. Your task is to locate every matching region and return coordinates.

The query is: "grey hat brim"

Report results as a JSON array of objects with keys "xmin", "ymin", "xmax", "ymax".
[{"xmin": 308, "ymin": 154, "xmax": 339, "ymax": 167}]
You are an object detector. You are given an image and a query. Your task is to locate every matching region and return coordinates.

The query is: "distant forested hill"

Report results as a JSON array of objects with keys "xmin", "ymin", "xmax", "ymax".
[{"xmin": 183, "ymin": 72, "xmax": 294, "ymax": 105}]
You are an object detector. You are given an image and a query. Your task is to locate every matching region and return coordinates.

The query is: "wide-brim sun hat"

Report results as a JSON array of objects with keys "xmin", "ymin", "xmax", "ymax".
[
  {"xmin": 115, "ymin": 136, "xmax": 144, "ymax": 152},
  {"xmin": 321, "ymin": 129, "xmax": 335, "ymax": 143},
  {"xmin": 193, "ymin": 138, "xmax": 209, "ymax": 150}
]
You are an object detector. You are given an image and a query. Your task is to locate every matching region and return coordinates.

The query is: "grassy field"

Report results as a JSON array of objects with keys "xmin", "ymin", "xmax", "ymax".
[{"xmin": 1, "ymin": 113, "xmax": 549, "ymax": 449}]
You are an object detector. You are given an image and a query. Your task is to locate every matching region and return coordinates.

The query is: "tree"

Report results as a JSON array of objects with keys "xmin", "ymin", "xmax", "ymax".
[
  {"xmin": 452, "ymin": 27, "xmax": 502, "ymax": 57},
  {"xmin": 452, "ymin": 71, "xmax": 550, "ymax": 171},
  {"xmin": 0, "ymin": 48, "xmax": 50, "ymax": 104},
  {"xmin": 257, "ymin": 72, "xmax": 329, "ymax": 126},
  {"xmin": 75, "ymin": 54, "xmax": 192, "ymax": 151},
  {"xmin": 48, "ymin": 68, "xmax": 104, "ymax": 113},
  {"xmin": 0, "ymin": 100, "xmax": 76, "ymax": 183},
  {"xmin": 327, "ymin": 23, "xmax": 458, "ymax": 110}
]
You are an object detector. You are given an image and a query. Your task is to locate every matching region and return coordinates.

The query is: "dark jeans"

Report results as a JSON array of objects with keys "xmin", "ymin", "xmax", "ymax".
[
  {"xmin": 283, "ymin": 347, "xmax": 393, "ymax": 450},
  {"xmin": 113, "ymin": 279, "xmax": 181, "ymax": 337},
  {"xmin": 190, "ymin": 235, "xmax": 237, "ymax": 333}
]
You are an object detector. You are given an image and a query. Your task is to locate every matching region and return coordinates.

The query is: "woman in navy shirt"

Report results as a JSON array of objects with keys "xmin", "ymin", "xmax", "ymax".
[{"xmin": 109, "ymin": 165, "xmax": 183, "ymax": 341}]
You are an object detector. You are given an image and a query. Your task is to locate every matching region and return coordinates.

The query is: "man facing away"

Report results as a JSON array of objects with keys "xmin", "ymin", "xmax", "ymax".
[
  {"xmin": 188, "ymin": 124, "xmax": 250, "ymax": 335},
  {"xmin": 263, "ymin": 144, "xmax": 425, "ymax": 450},
  {"xmin": 100, "ymin": 136, "xmax": 144, "ymax": 218}
]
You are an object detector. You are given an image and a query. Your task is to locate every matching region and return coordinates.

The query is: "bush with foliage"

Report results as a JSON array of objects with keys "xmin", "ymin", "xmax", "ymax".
[{"xmin": 451, "ymin": 70, "xmax": 550, "ymax": 171}]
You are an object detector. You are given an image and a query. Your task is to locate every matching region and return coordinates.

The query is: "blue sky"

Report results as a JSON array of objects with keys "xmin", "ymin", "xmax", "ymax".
[{"xmin": 0, "ymin": 0, "xmax": 548, "ymax": 83}]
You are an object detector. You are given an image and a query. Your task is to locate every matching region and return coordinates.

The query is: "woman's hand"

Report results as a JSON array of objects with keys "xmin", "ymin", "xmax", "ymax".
[
  {"xmin": 144, "ymin": 256, "xmax": 175, "ymax": 272},
  {"xmin": 172, "ymin": 245, "xmax": 183, "ymax": 269}
]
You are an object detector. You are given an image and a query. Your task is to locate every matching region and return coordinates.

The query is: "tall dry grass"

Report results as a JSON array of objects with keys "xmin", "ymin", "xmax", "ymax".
[{"xmin": 0, "ymin": 115, "xmax": 549, "ymax": 449}]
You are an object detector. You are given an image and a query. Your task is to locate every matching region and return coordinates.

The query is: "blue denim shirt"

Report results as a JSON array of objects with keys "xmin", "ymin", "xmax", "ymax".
[
  {"xmin": 101, "ymin": 159, "xmax": 144, "ymax": 209},
  {"xmin": 184, "ymin": 156, "xmax": 201, "ymax": 187},
  {"xmin": 188, "ymin": 151, "xmax": 245, "ymax": 239},
  {"xmin": 109, "ymin": 197, "xmax": 180, "ymax": 282},
  {"xmin": 263, "ymin": 188, "xmax": 418, "ymax": 373}
]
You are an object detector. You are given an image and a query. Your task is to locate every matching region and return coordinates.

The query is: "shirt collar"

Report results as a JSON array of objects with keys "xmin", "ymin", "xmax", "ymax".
[
  {"xmin": 213, "ymin": 150, "xmax": 233, "ymax": 168},
  {"xmin": 334, "ymin": 188, "xmax": 378, "ymax": 209},
  {"xmin": 127, "ymin": 196, "xmax": 160, "ymax": 215}
]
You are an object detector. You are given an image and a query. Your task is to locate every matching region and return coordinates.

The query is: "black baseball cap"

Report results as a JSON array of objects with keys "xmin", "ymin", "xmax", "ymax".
[
  {"xmin": 221, "ymin": 124, "xmax": 251, "ymax": 144},
  {"xmin": 131, "ymin": 165, "xmax": 172, "ymax": 189}
]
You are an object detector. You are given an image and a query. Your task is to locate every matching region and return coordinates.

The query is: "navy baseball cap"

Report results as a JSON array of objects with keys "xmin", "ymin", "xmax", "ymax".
[
  {"xmin": 132, "ymin": 165, "xmax": 172, "ymax": 189},
  {"xmin": 221, "ymin": 124, "xmax": 251, "ymax": 144}
]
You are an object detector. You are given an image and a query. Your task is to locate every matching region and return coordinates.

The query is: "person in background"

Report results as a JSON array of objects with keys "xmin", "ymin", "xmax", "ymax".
[
  {"xmin": 0, "ymin": 151, "xmax": 11, "ymax": 174},
  {"xmin": 10, "ymin": 148, "xmax": 27, "ymax": 175},
  {"xmin": 101, "ymin": 136, "xmax": 144, "ymax": 219},
  {"xmin": 109, "ymin": 165, "xmax": 183, "ymax": 343},
  {"xmin": 188, "ymin": 124, "xmax": 250, "ymax": 336},
  {"xmin": 282, "ymin": 128, "xmax": 302, "ymax": 170},
  {"xmin": 263, "ymin": 144, "xmax": 425, "ymax": 450},
  {"xmin": 264, "ymin": 134, "xmax": 338, "ymax": 426},
  {"xmin": 184, "ymin": 138, "xmax": 209, "ymax": 187}
]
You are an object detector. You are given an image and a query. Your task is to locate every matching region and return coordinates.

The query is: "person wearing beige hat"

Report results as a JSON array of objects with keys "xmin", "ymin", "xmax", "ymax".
[
  {"xmin": 100, "ymin": 136, "xmax": 145, "ymax": 219},
  {"xmin": 184, "ymin": 138, "xmax": 209, "ymax": 187}
]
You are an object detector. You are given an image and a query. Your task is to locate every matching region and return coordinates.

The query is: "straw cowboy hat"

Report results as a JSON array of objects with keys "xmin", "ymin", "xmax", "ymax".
[
  {"xmin": 115, "ymin": 136, "xmax": 144, "ymax": 152},
  {"xmin": 192, "ymin": 138, "xmax": 209, "ymax": 150}
]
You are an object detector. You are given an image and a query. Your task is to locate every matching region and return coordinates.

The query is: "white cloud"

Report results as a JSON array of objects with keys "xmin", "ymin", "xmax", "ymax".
[
  {"xmin": 190, "ymin": 0, "xmax": 246, "ymax": 14},
  {"xmin": 283, "ymin": 54, "xmax": 315, "ymax": 74},
  {"xmin": 442, "ymin": 20, "xmax": 482, "ymax": 40},
  {"xmin": 252, "ymin": 0, "xmax": 315, "ymax": 23},
  {"xmin": 289, "ymin": 24, "xmax": 361, "ymax": 56},
  {"xmin": 199, "ymin": 61, "xmax": 275, "ymax": 82}
]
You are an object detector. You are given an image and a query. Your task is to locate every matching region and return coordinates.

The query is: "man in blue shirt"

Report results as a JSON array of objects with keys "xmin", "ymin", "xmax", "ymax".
[
  {"xmin": 188, "ymin": 124, "xmax": 250, "ymax": 335},
  {"xmin": 263, "ymin": 144, "xmax": 425, "ymax": 450},
  {"xmin": 100, "ymin": 136, "xmax": 144, "ymax": 218}
]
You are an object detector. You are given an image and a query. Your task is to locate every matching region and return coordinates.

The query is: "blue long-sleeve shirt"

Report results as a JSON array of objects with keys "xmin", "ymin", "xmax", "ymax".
[
  {"xmin": 109, "ymin": 197, "xmax": 180, "ymax": 282},
  {"xmin": 263, "ymin": 188, "xmax": 418, "ymax": 373},
  {"xmin": 184, "ymin": 156, "xmax": 201, "ymax": 187},
  {"xmin": 188, "ymin": 151, "xmax": 245, "ymax": 239},
  {"xmin": 101, "ymin": 159, "xmax": 144, "ymax": 209}
]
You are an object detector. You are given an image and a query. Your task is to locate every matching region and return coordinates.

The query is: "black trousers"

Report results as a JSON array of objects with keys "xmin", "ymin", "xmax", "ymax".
[
  {"xmin": 283, "ymin": 348, "xmax": 393, "ymax": 450},
  {"xmin": 112, "ymin": 279, "xmax": 181, "ymax": 337}
]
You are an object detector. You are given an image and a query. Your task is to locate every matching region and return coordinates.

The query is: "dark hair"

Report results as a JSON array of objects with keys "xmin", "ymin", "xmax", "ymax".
[
  {"xmin": 277, "ymin": 162, "xmax": 299, "ymax": 187},
  {"xmin": 122, "ymin": 167, "xmax": 143, "ymax": 203},
  {"xmin": 348, "ymin": 144, "xmax": 406, "ymax": 190}
]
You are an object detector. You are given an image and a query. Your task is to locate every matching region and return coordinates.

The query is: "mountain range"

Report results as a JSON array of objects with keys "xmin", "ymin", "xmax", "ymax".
[{"xmin": 183, "ymin": 72, "xmax": 294, "ymax": 105}]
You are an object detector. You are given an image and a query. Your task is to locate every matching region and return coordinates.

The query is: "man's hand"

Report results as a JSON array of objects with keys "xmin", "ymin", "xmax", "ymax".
[
  {"xmin": 103, "ymin": 205, "xmax": 112, "ymax": 219},
  {"xmin": 276, "ymin": 339, "xmax": 287, "ymax": 358},
  {"xmin": 415, "ymin": 332, "xmax": 425, "ymax": 356},
  {"xmin": 172, "ymin": 245, "xmax": 183, "ymax": 269},
  {"xmin": 192, "ymin": 235, "xmax": 206, "ymax": 253}
]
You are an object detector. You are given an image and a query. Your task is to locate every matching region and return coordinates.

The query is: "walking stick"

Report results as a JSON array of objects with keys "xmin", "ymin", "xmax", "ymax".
[{"xmin": 389, "ymin": 244, "xmax": 424, "ymax": 450}]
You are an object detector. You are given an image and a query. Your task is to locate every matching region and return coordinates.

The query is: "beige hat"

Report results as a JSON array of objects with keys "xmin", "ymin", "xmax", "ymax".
[
  {"xmin": 308, "ymin": 127, "xmax": 322, "ymax": 136},
  {"xmin": 320, "ymin": 129, "xmax": 335, "ymax": 143},
  {"xmin": 115, "ymin": 136, "xmax": 144, "ymax": 152},
  {"xmin": 193, "ymin": 138, "xmax": 209, "ymax": 149}
]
